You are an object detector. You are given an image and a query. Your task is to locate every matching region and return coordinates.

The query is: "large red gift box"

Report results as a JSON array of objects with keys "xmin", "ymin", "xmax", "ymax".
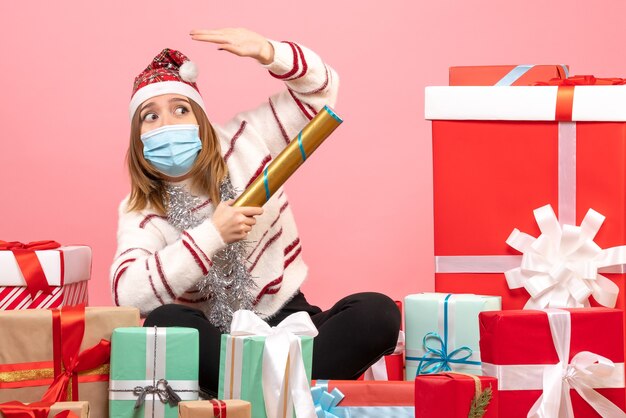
[
  {"xmin": 0, "ymin": 242, "xmax": 90, "ymax": 309},
  {"xmin": 449, "ymin": 64, "xmax": 568, "ymax": 86},
  {"xmin": 415, "ymin": 373, "xmax": 498, "ymax": 418},
  {"xmin": 426, "ymin": 82, "xmax": 626, "ymax": 314},
  {"xmin": 479, "ymin": 308, "xmax": 625, "ymax": 417}
]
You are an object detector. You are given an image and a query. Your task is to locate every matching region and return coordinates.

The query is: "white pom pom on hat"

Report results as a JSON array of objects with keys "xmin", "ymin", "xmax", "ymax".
[{"xmin": 179, "ymin": 60, "xmax": 199, "ymax": 83}]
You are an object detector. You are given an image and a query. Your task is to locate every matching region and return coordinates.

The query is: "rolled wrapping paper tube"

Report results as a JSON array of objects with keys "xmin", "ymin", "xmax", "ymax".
[{"xmin": 233, "ymin": 105, "xmax": 343, "ymax": 207}]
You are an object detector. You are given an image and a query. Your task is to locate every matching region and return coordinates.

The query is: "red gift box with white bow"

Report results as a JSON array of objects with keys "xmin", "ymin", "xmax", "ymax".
[
  {"xmin": 479, "ymin": 308, "xmax": 626, "ymax": 417},
  {"xmin": 427, "ymin": 78, "xmax": 626, "ymax": 315}
]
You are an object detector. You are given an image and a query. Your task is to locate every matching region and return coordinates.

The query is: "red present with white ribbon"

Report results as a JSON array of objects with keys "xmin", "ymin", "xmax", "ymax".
[
  {"xmin": 479, "ymin": 308, "xmax": 626, "ymax": 418},
  {"xmin": 427, "ymin": 77, "xmax": 626, "ymax": 313},
  {"xmin": 449, "ymin": 64, "xmax": 568, "ymax": 86},
  {"xmin": 0, "ymin": 241, "xmax": 91, "ymax": 309}
]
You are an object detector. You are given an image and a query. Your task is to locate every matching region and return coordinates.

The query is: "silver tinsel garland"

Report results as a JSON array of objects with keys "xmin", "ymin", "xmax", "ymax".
[{"xmin": 165, "ymin": 177, "xmax": 256, "ymax": 332}]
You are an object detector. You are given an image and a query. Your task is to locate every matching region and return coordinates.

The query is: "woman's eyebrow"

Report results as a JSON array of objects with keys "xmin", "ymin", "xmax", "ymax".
[
  {"xmin": 169, "ymin": 98, "xmax": 190, "ymax": 104},
  {"xmin": 140, "ymin": 102, "xmax": 156, "ymax": 113}
]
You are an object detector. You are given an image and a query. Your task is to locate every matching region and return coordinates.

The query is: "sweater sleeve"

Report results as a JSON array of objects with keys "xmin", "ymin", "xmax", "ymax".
[
  {"xmin": 110, "ymin": 198, "xmax": 226, "ymax": 317},
  {"xmin": 222, "ymin": 40, "xmax": 339, "ymax": 158}
]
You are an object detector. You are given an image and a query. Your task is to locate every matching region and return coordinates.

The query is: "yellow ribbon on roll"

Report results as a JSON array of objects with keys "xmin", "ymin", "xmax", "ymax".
[{"xmin": 233, "ymin": 105, "xmax": 343, "ymax": 208}]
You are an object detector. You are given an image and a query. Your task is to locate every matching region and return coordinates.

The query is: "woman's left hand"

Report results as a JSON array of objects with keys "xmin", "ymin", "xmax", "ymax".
[{"xmin": 190, "ymin": 28, "xmax": 274, "ymax": 65}]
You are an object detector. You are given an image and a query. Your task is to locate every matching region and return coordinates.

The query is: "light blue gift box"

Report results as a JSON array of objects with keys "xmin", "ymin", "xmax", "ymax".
[{"xmin": 404, "ymin": 293, "xmax": 501, "ymax": 379}]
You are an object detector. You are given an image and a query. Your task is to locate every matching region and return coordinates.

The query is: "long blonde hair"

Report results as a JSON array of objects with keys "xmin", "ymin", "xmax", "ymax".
[{"xmin": 126, "ymin": 99, "xmax": 227, "ymax": 214}]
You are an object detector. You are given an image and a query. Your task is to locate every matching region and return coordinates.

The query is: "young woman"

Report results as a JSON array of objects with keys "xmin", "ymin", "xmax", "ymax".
[{"xmin": 111, "ymin": 27, "xmax": 400, "ymax": 396}]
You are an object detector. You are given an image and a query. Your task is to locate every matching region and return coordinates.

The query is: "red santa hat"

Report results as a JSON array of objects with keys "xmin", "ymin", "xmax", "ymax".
[{"xmin": 129, "ymin": 48, "xmax": 206, "ymax": 120}]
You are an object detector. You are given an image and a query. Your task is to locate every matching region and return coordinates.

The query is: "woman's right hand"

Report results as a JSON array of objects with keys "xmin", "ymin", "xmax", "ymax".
[{"xmin": 212, "ymin": 200, "xmax": 264, "ymax": 244}]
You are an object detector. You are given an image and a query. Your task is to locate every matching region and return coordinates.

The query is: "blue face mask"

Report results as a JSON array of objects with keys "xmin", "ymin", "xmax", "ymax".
[{"xmin": 141, "ymin": 124, "xmax": 203, "ymax": 177}]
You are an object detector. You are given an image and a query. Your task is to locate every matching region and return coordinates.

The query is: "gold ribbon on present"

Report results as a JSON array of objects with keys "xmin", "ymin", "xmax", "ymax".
[
  {"xmin": 234, "ymin": 106, "xmax": 342, "ymax": 208},
  {"xmin": 0, "ymin": 305, "xmax": 111, "ymax": 400},
  {"xmin": 442, "ymin": 373, "xmax": 493, "ymax": 418}
]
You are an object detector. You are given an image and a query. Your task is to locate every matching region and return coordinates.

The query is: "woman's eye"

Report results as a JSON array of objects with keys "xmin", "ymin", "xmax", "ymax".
[
  {"xmin": 174, "ymin": 106, "xmax": 189, "ymax": 116},
  {"xmin": 142, "ymin": 112, "xmax": 158, "ymax": 122}
]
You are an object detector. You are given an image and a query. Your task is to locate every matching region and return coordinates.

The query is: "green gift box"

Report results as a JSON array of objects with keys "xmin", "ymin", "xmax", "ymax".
[
  {"xmin": 405, "ymin": 293, "xmax": 501, "ymax": 379},
  {"xmin": 218, "ymin": 311, "xmax": 316, "ymax": 418},
  {"xmin": 108, "ymin": 327, "xmax": 200, "ymax": 418}
]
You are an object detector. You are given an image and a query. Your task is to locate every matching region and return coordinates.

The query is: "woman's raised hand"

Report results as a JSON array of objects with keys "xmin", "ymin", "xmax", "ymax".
[
  {"xmin": 212, "ymin": 199, "xmax": 264, "ymax": 244},
  {"xmin": 190, "ymin": 28, "xmax": 275, "ymax": 65}
]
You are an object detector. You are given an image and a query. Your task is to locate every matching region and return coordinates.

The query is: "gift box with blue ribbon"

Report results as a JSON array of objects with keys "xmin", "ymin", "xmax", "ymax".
[
  {"xmin": 405, "ymin": 293, "xmax": 500, "ymax": 379},
  {"xmin": 311, "ymin": 380, "xmax": 414, "ymax": 417}
]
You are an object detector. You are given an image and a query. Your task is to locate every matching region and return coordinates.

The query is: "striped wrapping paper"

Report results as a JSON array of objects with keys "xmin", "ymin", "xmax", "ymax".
[{"xmin": 0, "ymin": 280, "xmax": 89, "ymax": 310}]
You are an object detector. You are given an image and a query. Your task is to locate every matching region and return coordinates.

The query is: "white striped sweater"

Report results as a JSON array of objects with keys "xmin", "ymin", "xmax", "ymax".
[{"xmin": 110, "ymin": 40, "xmax": 339, "ymax": 318}]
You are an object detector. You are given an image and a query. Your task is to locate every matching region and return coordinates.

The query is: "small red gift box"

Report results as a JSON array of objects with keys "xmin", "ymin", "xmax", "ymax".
[
  {"xmin": 449, "ymin": 64, "xmax": 568, "ymax": 86},
  {"xmin": 479, "ymin": 308, "xmax": 626, "ymax": 417},
  {"xmin": 415, "ymin": 373, "xmax": 498, "ymax": 418}
]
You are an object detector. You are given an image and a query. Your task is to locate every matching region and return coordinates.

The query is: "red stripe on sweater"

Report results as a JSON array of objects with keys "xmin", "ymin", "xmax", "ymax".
[
  {"xmin": 113, "ymin": 267, "xmax": 128, "ymax": 306},
  {"xmin": 246, "ymin": 155, "xmax": 272, "ymax": 189},
  {"xmin": 264, "ymin": 286, "xmax": 281, "ymax": 295},
  {"xmin": 269, "ymin": 42, "xmax": 299, "ymax": 79},
  {"xmin": 249, "ymin": 228, "xmax": 283, "ymax": 272},
  {"xmin": 284, "ymin": 246, "xmax": 302, "ymax": 269},
  {"xmin": 182, "ymin": 231, "xmax": 212, "ymax": 266},
  {"xmin": 224, "ymin": 121, "xmax": 248, "ymax": 162},
  {"xmin": 270, "ymin": 201, "xmax": 289, "ymax": 228},
  {"xmin": 191, "ymin": 199, "xmax": 211, "ymax": 212},
  {"xmin": 140, "ymin": 214, "xmax": 167, "ymax": 229},
  {"xmin": 177, "ymin": 295, "xmax": 211, "ymax": 303},
  {"xmin": 183, "ymin": 240, "xmax": 209, "ymax": 275},
  {"xmin": 300, "ymin": 64, "xmax": 330, "ymax": 96},
  {"xmin": 147, "ymin": 259, "xmax": 166, "ymax": 305},
  {"xmin": 284, "ymin": 238, "xmax": 300, "ymax": 256},
  {"xmin": 119, "ymin": 247, "xmax": 152, "ymax": 258},
  {"xmin": 254, "ymin": 275, "xmax": 284, "ymax": 304},
  {"xmin": 288, "ymin": 89, "xmax": 313, "ymax": 120},
  {"xmin": 289, "ymin": 42, "xmax": 308, "ymax": 80},
  {"xmin": 154, "ymin": 251, "xmax": 176, "ymax": 300},
  {"xmin": 249, "ymin": 200, "xmax": 290, "ymax": 258},
  {"xmin": 269, "ymin": 99, "xmax": 291, "ymax": 145},
  {"xmin": 305, "ymin": 102, "xmax": 318, "ymax": 116},
  {"xmin": 113, "ymin": 258, "xmax": 136, "ymax": 306},
  {"xmin": 113, "ymin": 258, "xmax": 136, "ymax": 289}
]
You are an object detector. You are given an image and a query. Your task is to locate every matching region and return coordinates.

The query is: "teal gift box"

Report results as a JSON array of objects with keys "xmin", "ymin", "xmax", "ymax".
[
  {"xmin": 405, "ymin": 293, "xmax": 501, "ymax": 379},
  {"xmin": 108, "ymin": 327, "xmax": 200, "ymax": 418},
  {"xmin": 218, "ymin": 311, "xmax": 316, "ymax": 418}
]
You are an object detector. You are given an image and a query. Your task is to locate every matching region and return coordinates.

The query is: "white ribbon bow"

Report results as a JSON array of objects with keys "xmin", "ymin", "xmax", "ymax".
[
  {"xmin": 505, "ymin": 204, "xmax": 624, "ymax": 309},
  {"xmin": 527, "ymin": 309, "xmax": 626, "ymax": 418},
  {"xmin": 230, "ymin": 310, "xmax": 318, "ymax": 418}
]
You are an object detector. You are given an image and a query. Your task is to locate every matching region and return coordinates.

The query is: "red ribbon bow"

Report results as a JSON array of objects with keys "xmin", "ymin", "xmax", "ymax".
[
  {"xmin": 535, "ymin": 75, "xmax": 626, "ymax": 86},
  {"xmin": 533, "ymin": 75, "xmax": 626, "ymax": 121},
  {"xmin": 39, "ymin": 305, "xmax": 111, "ymax": 403},
  {"xmin": 0, "ymin": 241, "xmax": 62, "ymax": 299},
  {"xmin": 0, "ymin": 401, "xmax": 79, "ymax": 418}
]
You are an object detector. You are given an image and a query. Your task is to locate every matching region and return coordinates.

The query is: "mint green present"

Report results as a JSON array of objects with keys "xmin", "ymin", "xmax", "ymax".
[
  {"xmin": 405, "ymin": 293, "xmax": 501, "ymax": 379},
  {"xmin": 109, "ymin": 327, "xmax": 200, "ymax": 418},
  {"xmin": 218, "ymin": 310, "xmax": 317, "ymax": 418}
]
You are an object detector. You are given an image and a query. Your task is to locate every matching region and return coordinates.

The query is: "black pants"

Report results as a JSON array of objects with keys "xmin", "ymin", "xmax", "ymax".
[{"xmin": 144, "ymin": 292, "xmax": 401, "ymax": 396}]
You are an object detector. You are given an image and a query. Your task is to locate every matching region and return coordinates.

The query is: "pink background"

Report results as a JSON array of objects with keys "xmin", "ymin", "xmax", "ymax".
[{"xmin": 2, "ymin": 1, "xmax": 626, "ymax": 310}]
